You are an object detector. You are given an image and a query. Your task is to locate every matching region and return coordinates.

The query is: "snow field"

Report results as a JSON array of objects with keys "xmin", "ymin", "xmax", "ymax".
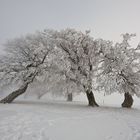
[{"xmin": 0, "ymin": 99, "xmax": 140, "ymax": 140}]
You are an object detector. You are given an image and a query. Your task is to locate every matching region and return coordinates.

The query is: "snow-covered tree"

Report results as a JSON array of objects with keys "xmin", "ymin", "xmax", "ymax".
[
  {"xmin": 95, "ymin": 33, "xmax": 140, "ymax": 108},
  {"xmin": 0, "ymin": 32, "xmax": 53, "ymax": 103},
  {"xmin": 43, "ymin": 46, "xmax": 82, "ymax": 101},
  {"xmin": 43, "ymin": 29, "xmax": 101, "ymax": 106},
  {"xmin": 1, "ymin": 27, "xmax": 140, "ymax": 108},
  {"xmin": 50, "ymin": 72, "xmax": 82, "ymax": 101}
]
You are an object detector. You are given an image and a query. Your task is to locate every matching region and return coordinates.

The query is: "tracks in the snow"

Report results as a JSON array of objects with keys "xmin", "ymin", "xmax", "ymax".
[
  {"xmin": 111, "ymin": 109, "xmax": 140, "ymax": 140},
  {"xmin": 125, "ymin": 118, "xmax": 140, "ymax": 140},
  {"xmin": 0, "ymin": 105, "xmax": 140, "ymax": 140}
]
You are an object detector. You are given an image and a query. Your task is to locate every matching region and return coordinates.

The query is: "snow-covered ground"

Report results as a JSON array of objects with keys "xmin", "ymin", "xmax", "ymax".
[{"xmin": 0, "ymin": 94, "xmax": 140, "ymax": 140}]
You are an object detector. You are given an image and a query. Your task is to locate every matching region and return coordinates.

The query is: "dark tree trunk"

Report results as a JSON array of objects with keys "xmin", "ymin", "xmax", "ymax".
[
  {"xmin": 122, "ymin": 92, "xmax": 133, "ymax": 108},
  {"xmin": 37, "ymin": 93, "xmax": 46, "ymax": 99},
  {"xmin": 67, "ymin": 93, "xmax": 73, "ymax": 101},
  {"xmin": 86, "ymin": 90, "xmax": 99, "ymax": 107},
  {"xmin": 0, "ymin": 83, "xmax": 28, "ymax": 104}
]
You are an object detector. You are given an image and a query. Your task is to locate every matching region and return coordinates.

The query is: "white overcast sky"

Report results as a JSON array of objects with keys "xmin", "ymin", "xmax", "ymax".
[{"xmin": 0, "ymin": 0, "xmax": 140, "ymax": 49}]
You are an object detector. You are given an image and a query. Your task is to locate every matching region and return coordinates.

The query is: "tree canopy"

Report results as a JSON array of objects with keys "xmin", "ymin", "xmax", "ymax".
[{"xmin": 0, "ymin": 29, "xmax": 140, "ymax": 108}]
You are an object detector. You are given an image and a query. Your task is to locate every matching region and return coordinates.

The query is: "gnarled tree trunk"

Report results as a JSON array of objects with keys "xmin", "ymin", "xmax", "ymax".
[
  {"xmin": 86, "ymin": 90, "xmax": 99, "ymax": 107},
  {"xmin": 67, "ymin": 93, "xmax": 73, "ymax": 101},
  {"xmin": 122, "ymin": 92, "xmax": 133, "ymax": 108},
  {"xmin": 0, "ymin": 83, "xmax": 28, "ymax": 104}
]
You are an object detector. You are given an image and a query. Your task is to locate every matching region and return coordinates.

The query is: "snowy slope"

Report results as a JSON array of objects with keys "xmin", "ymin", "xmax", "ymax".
[{"xmin": 0, "ymin": 95, "xmax": 140, "ymax": 140}]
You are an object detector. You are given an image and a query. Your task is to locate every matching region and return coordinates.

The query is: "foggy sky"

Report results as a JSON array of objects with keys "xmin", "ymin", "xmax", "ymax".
[{"xmin": 0, "ymin": 0, "xmax": 140, "ymax": 49}]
